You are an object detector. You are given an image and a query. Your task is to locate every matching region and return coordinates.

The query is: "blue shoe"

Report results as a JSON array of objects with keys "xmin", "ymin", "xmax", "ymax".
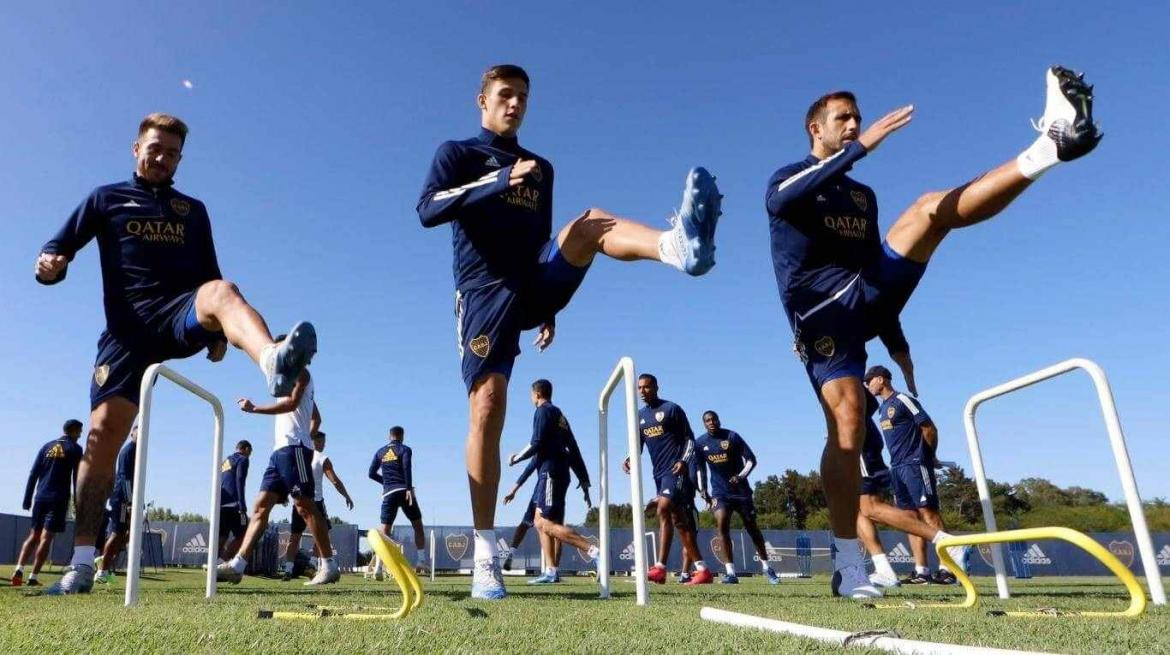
[
  {"xmin": 765, "ymin": 568, "xmax": 781, "ymax": 585},
  {"xmin": 677, "ymin": 572, "xmax": 691, "ymax": 584},
  {"xmin": 720, "ymin": 573, "xmax": 739, "ymax": 584},
  {"xmin": 471, "ymin": 559, "xmax": 507, "ymax": 600},
  {"xmin": 44, "ymin": 565, "xmax": 94, "ymax": 596},
  {"xmin": 527, "ymin": 573, "xmax": 556, "ymax": 585},
  {"xmin": 671, "ymin": 167, "xmax": 722, "ymax": 276},
  {"xmin": 264, "ymin": 321, "xmax": 317, "ymax": 397}
]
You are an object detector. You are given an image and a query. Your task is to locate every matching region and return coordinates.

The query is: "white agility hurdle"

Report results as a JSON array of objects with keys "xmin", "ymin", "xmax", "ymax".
[
  {"xmin": 964, "ymin": 357, "xmax": 1166, "ymax": 606},
  {"xmin": 126, "ymin": 363, "xmax": 225, "ymax": 607},
  {"xmin": 598, "ymin": 357, "xmax": 649, "ymax": 606}
]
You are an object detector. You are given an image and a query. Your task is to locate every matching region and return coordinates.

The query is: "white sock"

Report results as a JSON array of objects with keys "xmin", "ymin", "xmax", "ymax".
[
  {"xmin": 657, "ymin": 229, "xmax": 685, "ymax": 271},
  {"xmin": 915, "ymin": 565, "xmax": 929, "ymax": 575},
  {"xmin": 694, "ymin": 560, "xmax": 707, "ymax": 571},
  {"xmin": 547, "ymin": 566, "xmax": 558, "ymax": 577},
  {"xmin": 28, "ymin": 573, "xmax": 37, "ymax": 581},
  {"xmin": 13, "ymin": 565, "xmax": 22, "ymax": 575},
  {"xmin": 654, "ymin": 561, "xmax": 665, "ymax": 568},
  {"xmin": 931, "ymin": 531, "xmax": 953, "ymax": 545},
  {"xmin": 871, "ymin": 553, "xmax": 897, "ymax": 579},
  {"xmin": 833, "ymin": 537, "xmax": 861, "ymax": 566},
  {"xmin": 586, "ymin": 545, "xmax": 600, "ymax": 561},
  {"xmin": 939, "ymin": 563, "xmax": 952, "ymax": 573},
  {"xmin": 416, "ymin": 550, "xmax": 426, "ymax": 565},
  {"xmin": 760, "ymin": 559, "xmax": 772, "ymax": 573},
  {"xmin": 724, "ymin": 562, "xmax": 736, "ymax": 575},
  {"xmin": 71, "ymin": 546, "xmax": 96, "ymax": 568},
  {"xmin": 1016, "ymin": 134, "xmax": 1060, "ymax": 180},
  {"xmin": 258, "ymin": 343, "xmax": 277, "ymax": 376},
  {"xmin": 230, "ymin": 555, "xmax": 247, "ymax": 574},
  {"xmin": 373, "ymin": 558, "xmax": 384, "ymax": 574},
  {"xmin": 473, "ymin": 529, "xmax": 497, "ymax": 561}
]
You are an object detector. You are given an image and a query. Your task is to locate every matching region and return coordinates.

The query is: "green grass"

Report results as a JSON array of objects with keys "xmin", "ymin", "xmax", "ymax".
[{"xmin": 1, "ymin": 569, "xmax": 1167, "ymax": 653}]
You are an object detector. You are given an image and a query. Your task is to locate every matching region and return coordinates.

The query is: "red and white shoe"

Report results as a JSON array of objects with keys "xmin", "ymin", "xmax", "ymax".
[
  {"xmin": 683, "ymin": 568, "xmax": 714, "ymax": 586},
  {"xmin": 647, "ymin": 564, "xmax": 668, "ymax": 584}
]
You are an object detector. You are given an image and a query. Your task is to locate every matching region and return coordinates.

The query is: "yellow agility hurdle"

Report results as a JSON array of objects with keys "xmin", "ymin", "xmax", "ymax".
[
  {"xmin": 258, "ymin": 530, "xmax": 423, "ymax": 621},
  {"xmin": 931, "ymin": 527, "xmax": 1146, "ymax": 618}
]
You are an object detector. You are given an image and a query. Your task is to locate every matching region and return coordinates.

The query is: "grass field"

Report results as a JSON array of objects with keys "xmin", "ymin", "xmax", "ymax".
[{"xmin": 1, "ymin": 569, "xmax": 1167, "ymax": 653}]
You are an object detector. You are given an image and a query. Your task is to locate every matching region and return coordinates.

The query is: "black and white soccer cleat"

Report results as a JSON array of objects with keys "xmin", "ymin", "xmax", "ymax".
[{"xmin": 1033, "ymin": 65, "xmax": 1102, "ymax": 161}]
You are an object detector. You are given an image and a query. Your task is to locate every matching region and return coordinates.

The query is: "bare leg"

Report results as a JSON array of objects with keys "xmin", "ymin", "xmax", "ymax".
[
  {"xmin": 533, "ymin": 513, "xmax": 593, "ymax": 552},
  {"xmin": 32, "ymin": 531, "xmax": 56, "ymax": 575},
  {"xmin": 467, "ymin": 374, "xmax": 507, "ymax": 532},
  {"xmin": 510, "ymin": 522, "xmax": 529, "ymax": 548},
  {"xmin": 16, "ymin": 528, "xmax": 40, "ymax": 568},
  {"xmin": 655, "ymin": 499, "xmax": 674, "ymax": 564},
  {"xmin": 860, "ymin": 495, "xmax": 939, "ymax": 542},
  {"xmin": 819, "ymin": 377, "xmax": 867, "ymax": 537},
  {"xmin": 673, "ymin": 508, "xmax": 704, "ymax": 565},
  {"xmin": 99, "ymin": 531, "xmax": 128, "ymax": 570},
  {"xmin": 74, "ymin": 397, "xmax": 137, "ymax": 550},
  {"xmin": 193, "ymin": 280, "xmax": 275, "ymax": 363},
  {"xmin": 219, "ymin": 536, "xmax": 240, "ymax": 560},
  {"xmin": 715, "ymin": 507, "xmax": 734, "ymax": 565},
  {"xmin": 296, "ymin": 498, "xmax": 333, "ymax": 558},
  {"xmin": 885, "ymin": 162, "xmax": 1033, "ymax": 264},
  {"xmin": 283, "ymin": 532, "xmax": 303, "ymax": 564},
  {"xmin": 234, "ymin": 492, "xmax": 279, "ymax": 558},
  {"xmin": 909, "ymin": 534, "xmax": 929, "ymax": 570},
  {"xmin": 538, "ymin": 530, "xmax": 553, "ymax": 568},
  {"xmin": 856, "ymin": 509, "xmax": 884, "ymax": 557},
  {"xmin": 743, "ymin": 516, "xmax": 771, "ymax": 565},
  {"xmin": 553, "ymin": 539, "xmax": 562, "ymax": 568},
  {"xmin": 556, "ymin": 208, "xmax": 665, "ymax": 267}
]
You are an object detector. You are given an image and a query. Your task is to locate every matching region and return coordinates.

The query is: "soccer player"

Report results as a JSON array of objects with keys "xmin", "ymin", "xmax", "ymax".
[
  {"xmin": 217, "ymin": 440, "xmax": 253, "ymax": 561},
  {"xmin": 505, "ymin": 379, "xmax": 597, "ymax": 584},
  {"xmin": 866, "ymin": 365, "xmax": 960, "ymax": 584},
  {"xmin": 36, "ymin": 113, "xmax": 318, "ymax": 595},
  {"xmin": 217, "ymin": 356, "xmax": 340, "ymax": 586},
  {"xmin": 622, "ymin": 374, "xmax": 710, "ymax": 585},
  {"xmin": 281, "ymin": 431, "xmax": 354, "ymax": 581},
  {"xmin": 694, "ymin": 411, "xmax": 780, "ymax": 585},
  {"xmin": 502, "ymin": 457, "xmax": 558, "ymax": 575},
  {"xmin": 417, "ymin": 64, "xmax": 722, "ymax": 599},
  {"xmin": 12, "ymin": 420, "xmax": 84, "ymax": 587},
  {"xmin": 369, "ymin": 426, "xmax": 428, "ymax": 572},
  {"xmin": 764, "ymin": 67, "xmax": 1100, "ymax": 598},
  {"xmin": 95, "ymin": 428, "xmax": 137, "ymax": 584}
]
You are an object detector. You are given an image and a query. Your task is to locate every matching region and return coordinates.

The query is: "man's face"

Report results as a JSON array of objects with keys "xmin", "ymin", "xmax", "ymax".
[
  {"xmin": 129, "ymin": 427, "xmax": 138, "ymax": 442},
  {"xmin": 312, "ymin": 436, "xmax": 325, "ymax": 453},
  {"xmin": 637, "ymin": 378, "xmax": 658, "ymax": 404},
  {"xmin": 864, "ymin": 375, "xmax": 884, "ymax": 395},
  {"xmin": 241, "ymin": 446, "xmax": 253, "ymax": 458},
  {"xmin": 530, "ymin": 389, "xmax": 540, "ymax": 407},
  {"xmin": 811, "ymin": 99, "xmax": 861, "ymax": 155},
  {"xmin": 479, "ymin": 78, "xmax": 528, "ymax": 137},
  {"xmin": 132, "ymin": 128, "xmax": 183, "ymax": 184},
  {"xmin": 703, "ymin": 413, "xmax": 720, "ymax": 433}
]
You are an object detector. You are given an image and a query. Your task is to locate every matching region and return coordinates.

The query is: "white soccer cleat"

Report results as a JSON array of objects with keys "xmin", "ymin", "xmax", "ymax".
[
  {"xmin": 44, "ymin": 565, "xmax": 94, "ymax": 595},
  {"xmin": 1031, "ymin": 66, "xmax": 1102, "ymax": 162},
  {"xmin": 831, "ymin": 563, "xmax": 882, "ymax": 600},
  {"xmin": 304, "ymin": 558, "xmax": 341, "ymax": 586},
  {"xmin": 868, "ymin": 572, "xmax": 901, "ymax": 588},
  {"xmin": 215, "ymin": 561, "xmax": 242, "ymax": 585},
  {"xmin": 945, "ymin": 544, "xmax": 971, "ymax": 573}
]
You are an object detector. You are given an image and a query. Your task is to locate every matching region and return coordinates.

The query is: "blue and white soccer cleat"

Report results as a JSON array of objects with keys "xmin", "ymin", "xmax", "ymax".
[
  {"xmin": 830, "ymin": 563, "xmax": 882, "ymax": 600},
  {"xmin": 720, "ymin": 573, "xmax": 739, "ymax": 584},
  {"xmin": 471, "ymin": 558, "xmax": 507, "ymax": 600},
  {"xmin": 669, "ymin": 167, "xmax": 722, "ymax": 276},
  {"xmin": 264, "ymin": 321, "xmax": 318, "ymax": 397},
  {"xmin": 527, "ymin": 572, "xmax": 556, "ymax": 585},
  {"xmin": 44, "ymin": 565, "xmax": 94, "ymax": 596},
  {"xmin": 765, "ymin": 568, "xmax": 781, "ymax": 585},
  {"xmin": 1033, "ymin": 66, "xmax": 1102, "ymax": 162}
]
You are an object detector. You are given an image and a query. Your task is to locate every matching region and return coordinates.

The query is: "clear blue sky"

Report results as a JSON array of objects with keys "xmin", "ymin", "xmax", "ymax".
[{"xmin": 3, "ymin": 2, "xmax": 1169, "ymax": 529}]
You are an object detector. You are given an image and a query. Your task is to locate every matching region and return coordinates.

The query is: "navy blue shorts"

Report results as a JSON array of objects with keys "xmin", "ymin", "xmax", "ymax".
[
  {"xmin": 792, "ymin": 242, "xmax": 926, "ymax": 389},
  {"xmin": 532, "ymin": 472, "xmax": 569, "ymax": 524},
  {"xmin": 712, "ymin": 494, "xmax": 757, "ymax": 520},
  {"xmin": 31, "ymin": 499, "xmax": 69, "ymax": 533},
  {"xmin": 259, "ymin": 445, "xmax": 315, "ymax": 503},
  {"xmin": 291, "ymin": 499, "xmax": 329, "ymax": 533},
  {"xmin": 219, "ymin": 505, "xmax": 247, "ymax": 540},
  {"xmin": 655, "ymin": 472, "xmax": 696, "ymax": 514},
  {"xmin": 520, "ymin": 500, "xmax": 537, "ymax": 527},
  {"xmin": 89, "ymin": 291, "xmax": 222, "ymax": 409},
  {"xmin": 455, "ymin": 240, "xmax": 590, "ymax": 391},
  {"xmin": 381, "ymin": 489, "xmax": 422, "ymax": 525},
  {"xmin": 860, "ymin": 468, "xmax": 891, "ymax": 496},
  {"xmin": 105, "ymin": 491, "xmax": 131, "ymax": 535},
  {"xmin": 890, "ymin": 462, "xmax": 939, "ymax": 510}
]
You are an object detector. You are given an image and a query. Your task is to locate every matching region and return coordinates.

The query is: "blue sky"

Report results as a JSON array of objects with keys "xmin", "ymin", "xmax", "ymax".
[{"xmin": 3, "ymin": 2, "xmax": 1169, "ymax": 529}]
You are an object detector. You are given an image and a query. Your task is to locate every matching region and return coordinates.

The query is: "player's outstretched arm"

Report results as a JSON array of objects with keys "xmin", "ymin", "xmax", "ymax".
[
  {"xmin": 766, "ymin": 143, "xmax": 869, "ymax": 216},
  {"xmin": 514, "ymin": 457, "xmax": 537, "ymax": 488},
  {"xmin": 36, "ymin": 191, "xmax": 105, "ymax": 285},
  {"xmin": 323, "ymin": 459, "xmax": 354, "ymax": 510},
  {"xmin": 857, "ymin": 105, "xmax": 913, "ymax": 153},
  {"xmin": 416, "ymin": 142, "xmax": 514, "ymax": 228},
  {"xmin": 237, "ymin": 371, "xmax": 309, "ymax": 415}
]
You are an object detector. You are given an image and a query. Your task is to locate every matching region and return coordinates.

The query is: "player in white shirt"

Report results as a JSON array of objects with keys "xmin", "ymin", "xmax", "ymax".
[{"xmin": 280, "ymin": 431, "xmax": 354, "ymax": 581}]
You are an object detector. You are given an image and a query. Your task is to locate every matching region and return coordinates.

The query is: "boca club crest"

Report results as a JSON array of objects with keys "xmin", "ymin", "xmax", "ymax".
[
  {"xmin": 850, "ymin": 189, "xmax": 868, "ymax": 212},
  {"xmin": 445, "ymin": 533, "xmax": 470, "ymax": 561},
  {"xmin": 170, "ymin": 198, "xmax": 191, "ymax": 216},
  {"xmin": 1108, "ymin": 540, "xmax": 1136, "ymax": 568}
]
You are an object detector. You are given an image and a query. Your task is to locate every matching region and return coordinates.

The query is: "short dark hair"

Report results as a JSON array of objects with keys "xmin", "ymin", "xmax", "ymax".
[
  {"xmin": 389, "ymin": 426, "xmax": 404, "ymax": 439},
  {"xmin": 481, "ymin": 64, "xmax": 530, "ymax": 94},
  {"xmin": 63, "ymin": 419, "xmax": 83, "ymax": 434},
  {"xmin": 273, "ymin": 333, "xmax": 287, "ymax": 342},
  {"xmin": 138, "ymin": 112, "xmax": 189, "ymax": 146},
  {"xmin": 702, "ymin": 410, "xmax": 719, "ymax": 421},
  {"xmin": 804, "ymin": 90, "xmax": 857, "ymax": 147},
  {"xmin": 637, "ymin": 373, "xmax": 658, "ymax": 386},
  {"xmin": 236, "ymin": 440, "xmax": 252, "ymax": 452},
  {"xmin": 312, "ymin": 431, "xmax": 326, "ymax": 440},
  {"xmin": 863, "ymin": 365, "xmax": 893, "ymax": 383},
  {"xmin": 531, "ymin": 378, "xmax": 553, "ymax": 399}
]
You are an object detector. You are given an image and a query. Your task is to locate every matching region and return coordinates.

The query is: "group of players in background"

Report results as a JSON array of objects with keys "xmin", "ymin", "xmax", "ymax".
[{"xmin": 14, "ymin": 58, "xmax": 1100, "ymax": 601}]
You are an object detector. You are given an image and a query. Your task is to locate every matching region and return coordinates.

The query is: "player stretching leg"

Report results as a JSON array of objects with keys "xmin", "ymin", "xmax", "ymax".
[
  {"xmin": 37, "ymin": 114, "xmax": 317, "ymax": 595},
  {"xmin": 765, "ymin": 67, "xmax": 1099, "ymax": 599}
]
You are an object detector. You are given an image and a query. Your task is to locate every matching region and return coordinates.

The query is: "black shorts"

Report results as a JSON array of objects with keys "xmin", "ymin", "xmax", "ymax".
[
  {"xmin": 218, "ymin": 505, "xmax": 247, "ymax": 540},
  {"xmin": 381, "ymin": 489, "xmax": 422, "ymax": 525},
  {"xmin": 712, "ymin": 495, "xmax": 757, "ymax": 520},
  {"xmin": 290, "ymin": 499, "xmax": 329, "ymax": 533},
  {"xmin": 31, "ymin": 498, "xmax": 70, "ymax": 533}
]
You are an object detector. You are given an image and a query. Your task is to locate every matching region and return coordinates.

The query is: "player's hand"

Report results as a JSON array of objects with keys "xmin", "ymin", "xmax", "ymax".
[
  {"xmin": 206, "ymin": 340, "xmax": 227, "ymax": 363},
  {"xmin": 345, "ymin": 496, "xmax": 355, "ymax": 511},
  {"xmin": 509, "ymin": 159, "xmax": 540, "ymax": 187},
  {"xmin": 671, "ymin": 461, "xmax": 684, "ymax": 475},
  {"xmin": 508, "ymin": 453, "xmax": 520, "ymax": 467},
  {"xmin": 35, "ymin": 252, "xmax": 68, "ymax": 282},
  {"xmin": 857, "ymin": 105, "xmax": 914, "ymax": 153},
  {"xmin": 583, "ymin": 487, "xmax": 593, "ymax": 509},
  {"xmin": 533, "ymin": 323, "xmax": 555, "ymax": 352},
  {"xmin": 237, "ymin": 398, "xmax": 255, "ymax": 413},
  {"xmin": 503, "ymin": 488, "xmax": 517, "ymax": 504},
  {"xmin": 622, "ymin": 457, "xmax": 631, "ymax": 474}
]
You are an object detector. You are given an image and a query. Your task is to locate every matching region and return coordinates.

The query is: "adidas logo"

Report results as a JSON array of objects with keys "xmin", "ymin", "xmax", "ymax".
[
  {"xmin": 496, "ymin": 538, "xmax": 512, "ymax": 560},
  {"xmin": 751, "ymin": 541, "xmax": 782, "ymax": 563},
  {"xmin": 1156, "ymin": 545, "xmax": 1170, "ymax": 566},
  {"xmin": 485, "ymin": 155, "xmax": 500, "ymax": 168},
  {"xmin": 618, "ymin": 542, "xmax": 637, "ymax": 561},
  {"xmin": 887, "ymin": 542, "xmax": 914, "ymax": 564},
  {"xmin": 1021, "ymin": 544, "xmax": 1051, "ymax": 565},
  {"xmin": 181, "ymin": 533, "xmax": 209, "ymax": 554}
]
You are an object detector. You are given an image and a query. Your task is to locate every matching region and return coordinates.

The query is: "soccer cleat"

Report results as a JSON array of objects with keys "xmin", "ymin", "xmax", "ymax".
[
  {"xmin": 945, "ymin": 545, "xmax": 971, "ymax": 573},
  {"xmin": 647, "ymin": 564, "xmax": 668, "ymax": 585},
  {"xmin": 830, "ymin": 563, "xmax": 882, "ymax": 600},
  {"xmin": 552, "ymin": 571, "xmax": 562, "ymax": 583},
  {"xmin": 303, "ymin": 559, "xmax": 340, "ymax": 586},
  {"xmin": 26, "ymin": 578, "xmax": 41, "ymax": 587},
  {"xmin": 900, "ymin": 571, "xmax": 931, "ymax": 585},
  {"xmin": 527, "ymin": 573, "xmax": 556, "ymax": 585},
  {"xmin": 720, "ymin": 573, "xmax": 739, "ymax": 584},
  {"xmin": 501, "ymin": 554, "xmax": 513, "ymax": 571},
  {"xmin": 683, "ymin": 568, "xmax": 714, "ymax": 586},
  {"xmin": 1032, "ymin": 66, "xmax": 1102, "ymax": 162},
  {"xmin": 677, "ymin": 572, "xmax": 691, "ymax": 584},
  {"xmin": 765, "ymin": 568, "xmax": 781, "ymax": 585},
  {"xmin": 10, "ymin": 571, "xmax": 22, "ymax": 587},
  {"xmin": 869, "ymin": 572, "xmax": 901, "ymax": 588},
  {"xmin": 215, "ymin": 562, "xmax": 243, "ymax": 585},
  {"xmin": 95, "ymin": 571, "xmax": 114, "ymax": 585},
  {"xmin": 280, "ymin": 570, "xmax": 293, "ymax": 582},
  {"xmin": 931, "ymin": 569, "xmax": 958, "ymax": 585},
  {"xmin": 265, "ymin": 321, "xmax": 318, "ymax": 397},
  {"xmin": 668, "ymin": 167, "xmax": 722, "ymax": 276},
  {"xmin": 471, "ymin": 559, "xmax": 507, "ymax": 600},
  {"xmin": 44, "ymin": 565, "xmax": 95, "ymax": 596}
]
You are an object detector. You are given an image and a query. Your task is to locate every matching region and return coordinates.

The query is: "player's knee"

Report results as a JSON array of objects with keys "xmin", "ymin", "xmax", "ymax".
[
  {"xmin": 202, "ymin": 279, "xmax": 243, "ymax": 309},
  {"xmin": 469, "ymin": 377, "xmax": 506, "ymax": 418}
]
